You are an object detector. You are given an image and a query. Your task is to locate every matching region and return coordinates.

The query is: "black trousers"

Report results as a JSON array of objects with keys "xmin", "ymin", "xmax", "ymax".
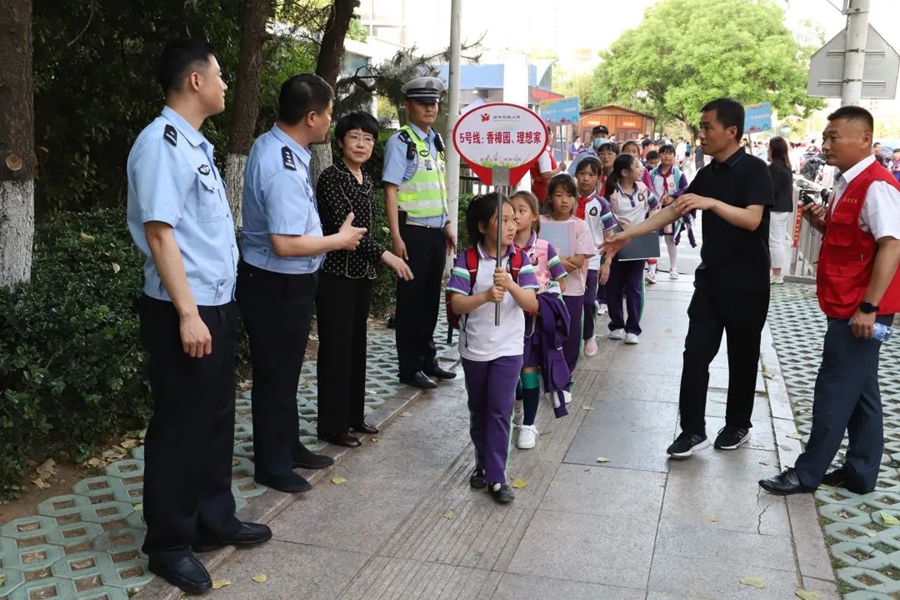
[
  {"xmin": 139, "ymin": 296, "xmax": 241, "ymax": 561},
  {"xmin": 394, "ymin": 223, "xmax": 446, "ymax": 379},
  {"xmin": 794, "ymin": 315, "xmax": 892, "ymax": 490},
  {"xmin": 236, "ymin": 261, "xmax": 317, "ymax": 479},
  {"xmin": 679, "ymin": 284, "xmax": 770, "ymax": 436},
  {"xmin": 316, "ymin": 273, "xmax": 375, "ymax": 437}
]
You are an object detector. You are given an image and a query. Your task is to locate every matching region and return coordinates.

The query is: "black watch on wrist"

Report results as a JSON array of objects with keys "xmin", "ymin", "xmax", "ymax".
[{"xmin": 860, "ymin": 301, "xmax": 879, "ymax": 314}]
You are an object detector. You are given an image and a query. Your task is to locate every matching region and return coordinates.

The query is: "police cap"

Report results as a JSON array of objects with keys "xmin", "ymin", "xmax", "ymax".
[{"xmin": 401, "ymin": 77, "xmax": 445, "ymax": 104}]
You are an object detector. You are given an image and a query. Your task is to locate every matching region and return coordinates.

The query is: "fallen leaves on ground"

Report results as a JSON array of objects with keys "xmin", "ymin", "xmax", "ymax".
[
  {"xmin": 595, "ymin": 457, "xmax": 610, "ymax": 463},
  {"xmin": 0, "ymin": 575, "xmax": 5, "ymax": 587},
  {"xmin": 582, "ymin": 406, "xmax": 594, "ymax": 411},
  {"xmin": 739, "ymin": 576, "xmax": 766, "ymax": 589},
  {"xmin": 251, "ymin": 574, "xmax": 267, "ymax": 583},
  {"xmin": 511, "ymin": 478, "xmax": 528, "ymax": 489},
  {"xmin": 442, "ymin": 509, "xmax": 456, "ymax": 520},
  {"xmin": 880, "ymin": 511, "xmax": 900, "ymax": 526},
  {"xmin": 762, "ymin": 370, "xmax": 774, "ymax": 379},
  {"xmin": 36, "ymin": 459, "xmax": 57, "ymax": 480},
  {"xmin": 400, "ymin": 412, "xmax": 413, "ymax": 418},
  {"xmin": 133, "ymin": 503, "xmax": 143, "ymax": 511},
  {"xmin": 212, "ymin": 580, "xmax": 231, "ymax": 590},
  {"xmin": 817, "ymin": 484, "xmax": 836, "ymax": 491},
  {"xmin": 705, "ymin": 515, "xmax": 720, "ymax": 523},
  {"xmin": 759, "ymin": 460, "xmax": 771, "ymax": 466},
  {"xmin": 32, "ymin": 478, "xmax": 50, "ymax": 490},
  {"xmin": 331, "ymin": 477, "xmax": 348, "ymax": 485},
  {"xmin": 795, "ymin": 588, "xmax": 819, "ymax": 600},
  {"xmin": 786, "ymin": 433, "xmax": 804, "ymax": 440}
]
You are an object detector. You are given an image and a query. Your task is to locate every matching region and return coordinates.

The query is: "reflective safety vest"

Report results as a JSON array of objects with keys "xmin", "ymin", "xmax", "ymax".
[{"xmin": 396, "ymin": 126, "xmax": 448, "ymax": 218}]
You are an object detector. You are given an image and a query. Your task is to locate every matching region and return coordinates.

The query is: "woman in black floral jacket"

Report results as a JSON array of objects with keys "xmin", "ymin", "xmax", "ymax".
[{"xmin": 315, "ymin": 112, "xmax": 413, "ymax": 448}]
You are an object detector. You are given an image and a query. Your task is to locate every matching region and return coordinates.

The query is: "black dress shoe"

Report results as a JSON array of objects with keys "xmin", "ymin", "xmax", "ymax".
[
  {"xmin": 255, "ymin": 472, "xmax": 312, "ymax": 494},
  {"xmin": 759, "ymin": 468, "xmax": 815, "ymax": 496},
  {"xmin": 192, "ymin": 522, "xmax": 273, "ymax": 553},
  {"xmin": 351, "ymin": 421, "xmax": 379, "ymax": 435},
  {"xmin": 321, "ymin": 432, "xmax": 361, "ymax": 448},
  {"xmin": 148, "ymin": 556, "xmax": 211, "ymax": 593},
  {"xmin": 425, "ymin": 365, "xmax": 457, "ymax": 380},
  {"xmin": 291, "ymin": 444, "xmax": 334, "ymax": 470},
  {"xmin": 399, "ymin": 371, "xmax": 437, "ymax": 390},
  {"xmin": 822, "ymin": 467, "xmax": 874, "ymax": 494}
]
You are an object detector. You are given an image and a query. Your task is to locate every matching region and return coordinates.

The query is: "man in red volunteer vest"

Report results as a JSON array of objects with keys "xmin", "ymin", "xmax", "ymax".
[{"xmin": 760, "ymin": 106, "xmax": 900, "ymax": 495}]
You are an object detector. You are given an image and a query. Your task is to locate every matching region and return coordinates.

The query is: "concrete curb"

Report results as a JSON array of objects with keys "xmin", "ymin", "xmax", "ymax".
[
  {"xmin": 759, "ymin": 321, "xmax": 836, "ymax": 586},
  {"xmin": 134, "ymin": 350, "xmax": 461, "ymax": 600}
]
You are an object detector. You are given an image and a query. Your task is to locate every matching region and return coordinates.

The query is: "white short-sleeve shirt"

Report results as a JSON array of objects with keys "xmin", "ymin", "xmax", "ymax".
[{"xmin": 830, "ymin": 155, "xmax": 900, "ymax": 241}]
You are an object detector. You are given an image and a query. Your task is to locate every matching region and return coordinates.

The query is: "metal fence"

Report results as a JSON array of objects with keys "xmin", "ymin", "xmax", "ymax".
[
  {"xmin": 459, "ymin": 164, "xmax": 492, "ymax": 197},
  {"xmin": 789, "ymin": 175, "xmax": 828, "ymax": 278}
]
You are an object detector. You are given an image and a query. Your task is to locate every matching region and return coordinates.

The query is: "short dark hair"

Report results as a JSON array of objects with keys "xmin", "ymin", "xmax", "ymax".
[
  {"xmin": 155, "ymin": 39, "xmax": 216, "ymax": 96},
  {"xmin": 576, "ymin": 156, "xmax": 602, "ymax": 175},
  {"xmin": 621, "ymin": 140, "xmax": 640, "ymax": 154},
  {"xmin": 827, "ymin": 106, "xmax": 874, "ymax": 133},
  {"xmin": 278, "ymin": 74, "xmax": 334, "ymax": 126},
  {"xmin": 701, "ymin": 98, "xmax": 745, "ymax": 141},
  {"xmin": 335, "ymin": 111, "xmax": 379, "ymax": 141},
  {"xmin": 641, "ymin": 138, "xmax": 653, "ymax": 148},
  {"xmin": 893, "ymin": 148, "xmax": 900, "ymax": 155},
  {"xmin": 658, "ymin": 144, "xmax": 676, "ymax": 155},
  {"xmin": 465, "ymin": 193, "xmax": 511, "ymax": 246},
  {"xmin": 597, "ymin": 142, "xmax": 618, "ymax": 154},
  {"xmin": 542, "ymin": 174, "xmax": 578, "ymax": 216},
  {"xmin": 645, "ymin": 150, "xmax": 660, "ymax": 161}
]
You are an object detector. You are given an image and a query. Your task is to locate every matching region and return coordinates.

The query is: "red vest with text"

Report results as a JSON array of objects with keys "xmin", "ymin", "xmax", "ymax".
[
  {"xmin": 530, "ymin": 148, "xmax": 557, "ymax": 203},
  {"xmin": 816, "ymin": 161, "xmax": 900, "ymax": 318}
]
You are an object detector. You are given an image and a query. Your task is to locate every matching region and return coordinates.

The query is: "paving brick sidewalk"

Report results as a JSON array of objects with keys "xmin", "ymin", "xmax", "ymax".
[{"xmin": 178, "ymin": 274, "xmax": 839, "ymax": 600}]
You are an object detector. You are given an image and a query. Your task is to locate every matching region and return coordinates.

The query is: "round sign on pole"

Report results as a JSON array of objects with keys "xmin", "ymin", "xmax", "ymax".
[{"xmin": 452, "ymin": 102, "xmax": 548, "ymax": 187}]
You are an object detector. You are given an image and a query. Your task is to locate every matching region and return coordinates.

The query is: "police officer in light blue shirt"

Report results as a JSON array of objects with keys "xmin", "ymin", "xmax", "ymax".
[
  {"xmin": 237, "ymin": 73, "xmax": 366, "ymax": 494},
  {"xmin": 126, "ymin": 39, "xmax": 270, "ymax": 594}
]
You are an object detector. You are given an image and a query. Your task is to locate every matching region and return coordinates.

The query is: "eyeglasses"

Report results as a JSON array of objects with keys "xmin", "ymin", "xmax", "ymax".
[{"xmin": 346, "ymin": 134, "xmax": 376, "ymax": 145}]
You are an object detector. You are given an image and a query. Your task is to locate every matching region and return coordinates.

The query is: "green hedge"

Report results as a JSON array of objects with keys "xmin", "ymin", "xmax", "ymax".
[{"xmin": 0, "ymin": 193, "xmax": 475, "ymax": 497}]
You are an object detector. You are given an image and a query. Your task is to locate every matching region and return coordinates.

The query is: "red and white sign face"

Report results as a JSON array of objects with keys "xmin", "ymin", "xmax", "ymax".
[{"xmin": 452, "ymin": 103, "xmax": 548, "ymax": 186}]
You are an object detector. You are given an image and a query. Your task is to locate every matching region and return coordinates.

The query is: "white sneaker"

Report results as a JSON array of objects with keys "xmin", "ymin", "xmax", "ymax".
[
  {"xmin": 584, "ymin": 338, "xmax": 598, "ymax": 357},
  {"xmin": 608, "ymin": 329, "xmax": 625, "ymax": 340},
  {"xmin": 669, "ymin": 269, "xmax": 680, "ymax": 280},
  {"xmin": 563, "ymin": 390, "xmax": 573, "ymax": 405},
  {"xmin": 517, "ymin": 425, "xmax": 538, "ymax": 449},
  {"xmin": 598, "ymin": 303, "xmax": 608, "ymax": 315},
  {"xmin": 645, "ymin": 272, "xmax": 656, "ymax": 284},
  {"xmin": 625, "ymin": 333, "xmax": 640, "ymax": 345},
  {"xmin": 770, "ymin": 274, "xmax": 784, "ymax": 285}
]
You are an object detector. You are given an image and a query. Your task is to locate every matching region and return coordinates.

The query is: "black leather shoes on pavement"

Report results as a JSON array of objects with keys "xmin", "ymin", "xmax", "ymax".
[
  {"xmin": 759, "ymin": 468, "xmax": 816, "ymax": 496},
  {"xmin": 400, "ymin": 371, "xmax": 437, "ymax": 390},
  {"xmin": 254, "ymin": 472, "xmax": 312, "ymax": 494},
  {"xmin": 822, "ymin": 466, "xmax": 874, "ymax": 494},
  {"xmin": 291, "ymin": 445, "xmax": 334, "ymax": 470},
  {"xmin": 322, "ymin": 432, "xmax": 361, "ymax": 448},
  {"xmin": 425, "ymin": 365, "xmax": 457, "ymax": 380},
  {"xmin": 351, "ymin": 421, "xmax": 379, "ymax": 435},
  {"xmin": 193, "ymin": 521, "xmax": 273, "ymax": 553},
  {"xmin": 469, "ymin": 468, "xmax": 487, "ymax": 489},
  {"xmin": 148, "ymin": 556, "xmax": 212, "ymax": 593}
]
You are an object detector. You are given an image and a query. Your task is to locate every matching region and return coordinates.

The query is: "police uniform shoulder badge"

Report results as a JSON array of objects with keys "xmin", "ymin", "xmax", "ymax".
[
  {"xmin": 164, "ymin": 124, "xmax": 178, "ymax": 147},
  {"xmin": 281, "ymin": 147, "xmax": 297, "ymax": 171},
  {"xmin": 198, "ymin": 164, "xmax": 211, "ymax": 176}
]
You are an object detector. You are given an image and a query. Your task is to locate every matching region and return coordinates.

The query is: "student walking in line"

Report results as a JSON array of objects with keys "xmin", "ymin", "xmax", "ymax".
[
  {"xmin": 648, "ymin": 143, "xmax": 691, "ymax": 281},
  {"xmin": 604, "ymin": 153, "xmax": 660, "ymax": 345},
  {"xmin": 574, "ymin": 156, "xmax": 616, "ymax": 357},
  {"xmin": 510, "ymin": 191, "xmax": 571, "ymax": 450},
  {"xmin": 540, "ymin": 174, "xmax": 596, "ymax": 400},
  {"xmin": 446, "ymin": 194, "xmax": 539, "ymax": 503}
]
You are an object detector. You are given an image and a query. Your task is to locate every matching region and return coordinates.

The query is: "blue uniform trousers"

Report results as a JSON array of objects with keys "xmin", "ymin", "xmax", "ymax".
[{"xmin": 794, "ymin": 315, "xmax": 893, "ymax": 491}]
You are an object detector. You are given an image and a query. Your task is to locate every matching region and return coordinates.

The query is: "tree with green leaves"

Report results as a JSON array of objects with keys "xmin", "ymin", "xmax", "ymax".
[{"xmin": 589, "ymin": 0, "xmax": 824, "ymax": 139}]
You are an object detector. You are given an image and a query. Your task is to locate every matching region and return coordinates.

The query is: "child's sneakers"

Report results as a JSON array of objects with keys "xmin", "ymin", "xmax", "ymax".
[
  {"xmin": 608, "ymin": 329, "xmax": 625, "ymax": 340},
  {"xmin": 645, "ymin": 271, "xmax": 657, "ymax": 284},
  {"xmin": 517, "ymin": 425, "xmax": 538, "ymax": 449},
  {"xmin": 563, "ymin": 390, "xmax": 573, "ymax": 405},
  {"xmin": 670, "ymin": 269, "xmax": 680, "ymax": 280},
  {"xmin": 597, "ymin": 302, "xmax": 608, "ymax": 315},
  {"xmin": 584, "ymin": 337, "xmax": 598, "ymax": 357},
  {"xmin": 625, "ymin": 333, "xmax": 640, "ymax": 345}
]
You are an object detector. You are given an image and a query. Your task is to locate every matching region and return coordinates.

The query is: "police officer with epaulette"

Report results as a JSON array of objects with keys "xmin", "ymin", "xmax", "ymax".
[
  {"xmin": 127, "ymin": 39, "xmax": 271, "ymax": 593},
  {"xmin": 384, "ymin": 77, "xmax": 458, "ymax": 389},
  {"xmin": 238, "ymin": 73, "xmax": 366, "ymax": 493}
]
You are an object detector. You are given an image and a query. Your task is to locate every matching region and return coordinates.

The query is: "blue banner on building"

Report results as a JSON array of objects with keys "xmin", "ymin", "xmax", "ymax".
[
  {"xmin": 745, "ymin": 102, "xmax": 772, "ymax": 133},
  {"xmin": 540, "ymin": 97, "xmax": 581, "ymax": 124}
]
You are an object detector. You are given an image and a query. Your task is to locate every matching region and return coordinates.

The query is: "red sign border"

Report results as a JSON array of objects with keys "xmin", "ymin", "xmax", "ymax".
[{"xmin": 452, "ymin": 102, "xmax": 548, "ymax": 187}]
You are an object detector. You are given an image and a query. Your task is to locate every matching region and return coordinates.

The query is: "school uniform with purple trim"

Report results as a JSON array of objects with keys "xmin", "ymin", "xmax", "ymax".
[
  {"xmin": 582, "ymin": 196, "xmax": 618, "ymax": 341},
  {"xmin": 607, "ymin": 182, "xmax": 659, "ymax": 336},
  {"xmin": 446, "ymin": 243, "xmax": 539, "ymax": 485}
]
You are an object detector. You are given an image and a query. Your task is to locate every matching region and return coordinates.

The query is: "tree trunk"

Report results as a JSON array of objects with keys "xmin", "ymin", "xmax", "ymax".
[
  {"xmin": 0, "ymin": 0, "xmax": 36, "ymax": 288},
  {"xmin": 226, "ymin": 0, "xmax": 274, "ymax": 227},
  {"xmin": 311, "ymin": 0, "xmax": 360, "ymax": 188}
]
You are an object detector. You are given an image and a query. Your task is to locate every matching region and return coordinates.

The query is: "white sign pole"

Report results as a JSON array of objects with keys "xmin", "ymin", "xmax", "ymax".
[
  {"xmin": 842, "ymin": 0, "xmax": 870, "ymax": 106},
  {"xmin": 491, "ymin": 167, "xmax": 511, "ymax": 326}
]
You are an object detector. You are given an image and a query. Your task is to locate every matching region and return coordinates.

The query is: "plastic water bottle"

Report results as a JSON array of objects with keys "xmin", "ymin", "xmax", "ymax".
[{"xmin": 849, "ymin": 320, "xmax": 893, "ymax": 342}]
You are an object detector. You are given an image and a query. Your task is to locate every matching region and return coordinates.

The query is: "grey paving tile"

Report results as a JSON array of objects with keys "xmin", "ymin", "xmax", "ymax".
[
  {"xmin": 588, "ymin": 371, "xmax": 682, "ymax": 404},
  {"xmin": 207, "ymin": 540, "xmax": 369, "ymax": 600},
  {"xmin": 506, "ymin": 510, "xmax": 656, "ymax": 589},
  {"xmin": 655, "ymin": 522, "xmax": 795, "ymax": 572},
  {"xmin": 666, "ymin": 447, "xmax": 782, "ymax": 483},
  {"xmin": 787, "ymin": 494, "xmax": 838, "ymax": 582},
  {"xmin": 491, "ymin": 573, "xmax": 645, "ymax": 600},
  {"xmin": 607, "ymin": 349, "xmax": 685, "ymax": 377},
  {"xmin": 798, "ymin": 576, "xmax": 842, "ymax": 600},
  {"xmin": 337, "ymin": 558, "xmax": 501, "ymax": 600},
  {"xmin": 703, "ymin": 392, "xmax": 772, "ymax": 422},
  {"xmin": 660, "ymin": 472, "xmax": 790, "ymax": 536},
  {"xmin": 539, "ymin": 464, "xmax": 666, "ymax": 519},
  {"xmin": 703, "ymin": 415, "xmax": 777, "ymax": 452},
  {"xmin": 708, "ymin": 367, "xmax": 767, "ymax": 394},
  {"xmin": 648, "ymin": 554, "xmax": 802, "ymax": 599}
]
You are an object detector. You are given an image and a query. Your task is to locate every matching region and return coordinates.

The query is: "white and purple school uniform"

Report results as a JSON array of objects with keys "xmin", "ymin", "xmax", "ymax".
[
  {"xmin": 582, "ymin": 195, "xmax": 618, "ymax": 341},
  {"xmin": 649, "ymin": 165, "xmax": 692, "ymax": 241},
  {"xmin": 538, "ymin": 215, "xmax": 595, "ymax": 385},
  {"xmin": 606, "ymin": 182, "xmax": 659, "ymax": 336},
  {"xmin": 519, "ymin": 233, "xmax": 568, "ymax": 369},
  {"xmin": 446, "ymin": 243, "xmax": 539, "ymax": 485}
]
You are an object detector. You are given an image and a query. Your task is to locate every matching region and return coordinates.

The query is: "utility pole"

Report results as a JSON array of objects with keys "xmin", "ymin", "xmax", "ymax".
[
  {"xmin": 446, "ymin": 0, "xmax": 462, "ymax": 262},
  {"xmin": 841, "ymin": 0, "xmax": 870, "ymax": 106}
]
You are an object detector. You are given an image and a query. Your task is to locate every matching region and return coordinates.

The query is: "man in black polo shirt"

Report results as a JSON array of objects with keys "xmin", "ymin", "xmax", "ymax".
[{"xmin": 606, "ymin": 98, "xmax": 774, "ymax": 458}]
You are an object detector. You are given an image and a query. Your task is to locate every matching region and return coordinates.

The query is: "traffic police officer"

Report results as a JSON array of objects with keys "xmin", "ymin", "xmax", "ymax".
[
  {"xmin": 238, "ymin": 73, "xmax": 366, "ymax": 493},
  {"xmin": 384, "ymin": 77, "xmax": 457, "ymax": 389},
  {"xmin": 127, "ymin": 39, "xmax": 270, "ymax": 593}
]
